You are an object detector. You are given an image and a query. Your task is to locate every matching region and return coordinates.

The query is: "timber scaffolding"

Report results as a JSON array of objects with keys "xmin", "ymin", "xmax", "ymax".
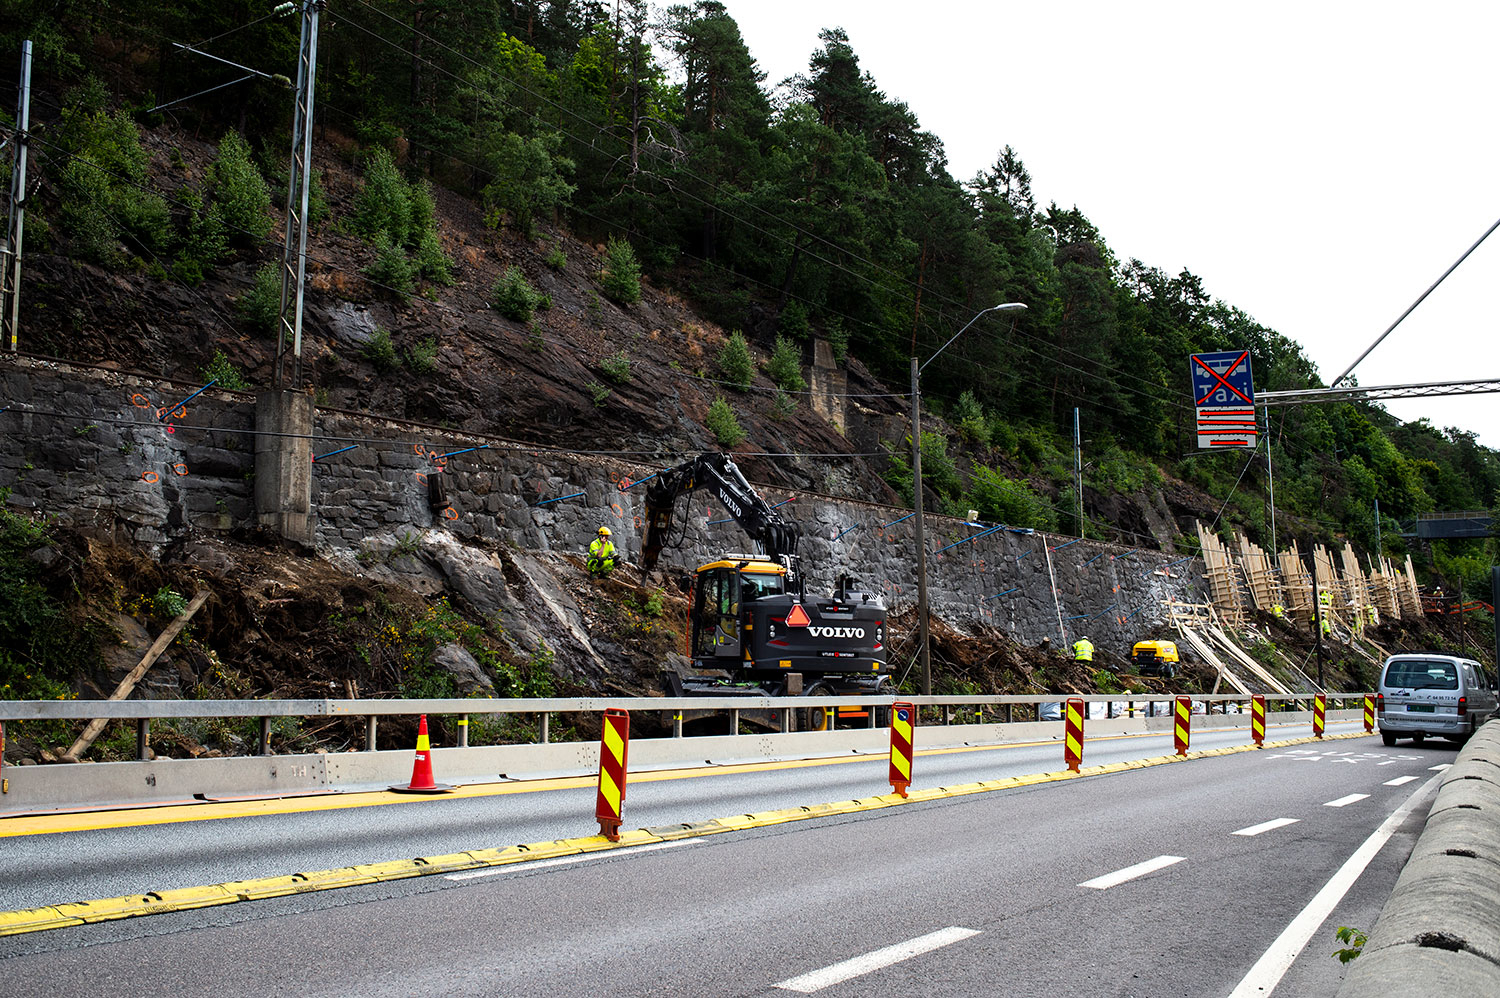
[{"xmin": 1194, "ymin": 522, "xmax": 1417, "ymax": 627}]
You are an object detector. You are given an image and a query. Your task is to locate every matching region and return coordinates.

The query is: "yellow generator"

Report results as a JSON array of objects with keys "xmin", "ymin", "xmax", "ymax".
[{"xmin": 1131, "ymin": 640, "xmax": 1179, "ymax": 678}]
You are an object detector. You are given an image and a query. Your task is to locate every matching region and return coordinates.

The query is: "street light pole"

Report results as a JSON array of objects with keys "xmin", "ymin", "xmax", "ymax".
[{"xmin": 913, "ymin": 302, "xmax": 1027, "ymax": 695}]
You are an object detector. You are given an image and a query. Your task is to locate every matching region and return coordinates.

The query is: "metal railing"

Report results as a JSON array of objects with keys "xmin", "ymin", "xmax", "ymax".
[{"xmin": 0, "ymin": 693, "xmax": 1368, "ymax": 762}]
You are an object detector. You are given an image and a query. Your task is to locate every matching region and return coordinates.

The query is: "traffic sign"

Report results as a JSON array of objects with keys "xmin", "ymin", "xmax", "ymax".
[{"xmin": 1190, "ymin": 350, "xmax": 1257, "ymax": 449}]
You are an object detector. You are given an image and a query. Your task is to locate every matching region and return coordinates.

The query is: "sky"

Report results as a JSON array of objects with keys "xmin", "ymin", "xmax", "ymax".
[{"xmin": 715, "ymin": 0, "xmax": 1500, "ymax": 447}]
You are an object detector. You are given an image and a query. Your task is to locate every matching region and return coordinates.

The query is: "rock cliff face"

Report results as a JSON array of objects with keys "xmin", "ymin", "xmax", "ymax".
[{"xmin": 1, "ymin": 357, "xmax": 1208, "ymax": 701}]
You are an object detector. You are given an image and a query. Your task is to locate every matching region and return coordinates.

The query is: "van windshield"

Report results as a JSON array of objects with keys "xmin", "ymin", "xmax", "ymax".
[{"xmin": 1384, "ymin": 659, "xmax": 1459, "ymax": 690}]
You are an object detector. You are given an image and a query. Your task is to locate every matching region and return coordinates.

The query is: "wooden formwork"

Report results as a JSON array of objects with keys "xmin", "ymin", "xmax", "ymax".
[
  {"xmin": 1164, "ymin": 599, "xmax": 1217, "ymax": 630},
  {"xmin": 1279, "ymin": 541, "xmax": 1314, "ymax": 622},
  {"xmin": 1400, "ymin": 555, "xmax": 1425, "ymax": 616},
  {"xmin": 1339, "ymin": 544, "xmax": 1368, "ymax": 617},
  {"xmin": 1365, "ymin": 555, "xmax": 1401, "ymax": 621},
  {"xmin": 1196, "ymin": 522, "xmax": 1246, "ymax": 626},
  {"xmin": 1313, "ymin": 545, "xmax": 1346, "ymax": 609},
  {"xmin": 1234, "ymin": 532, "xmax": 1284, "ymax": 612}
]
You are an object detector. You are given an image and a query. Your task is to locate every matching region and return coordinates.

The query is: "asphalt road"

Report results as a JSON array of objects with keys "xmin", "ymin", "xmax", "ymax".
[{"xmin": 0, "ymin": 722, "xmax": 1453, "ymax": 997}]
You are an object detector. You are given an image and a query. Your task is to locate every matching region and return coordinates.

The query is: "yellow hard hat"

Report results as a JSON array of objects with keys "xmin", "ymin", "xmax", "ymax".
[{"xmin": 598, "ymin": 526, "xmax": 611, "ymax": 536}]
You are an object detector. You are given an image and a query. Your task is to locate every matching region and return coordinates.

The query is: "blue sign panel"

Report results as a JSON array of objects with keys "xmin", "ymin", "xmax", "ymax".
[
  {"xmin": 1190, "ymin": 350, "xmax": 1257, "ymax": 449},
  {"xmin": 1190, "ymin": 350, "xmax": 1256, "ymax": 407}
]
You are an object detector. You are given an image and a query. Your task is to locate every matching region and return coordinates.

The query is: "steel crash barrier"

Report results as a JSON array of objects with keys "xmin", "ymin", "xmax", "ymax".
[{"xmin": 0, "ymin": 693, "xmax": 1370, "ymax": 813}]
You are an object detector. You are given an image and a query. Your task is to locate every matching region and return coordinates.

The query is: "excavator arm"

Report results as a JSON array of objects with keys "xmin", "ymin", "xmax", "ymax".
[{"xmin": 640, "ymin": 452, "xmax": 800, "ymax": 575}]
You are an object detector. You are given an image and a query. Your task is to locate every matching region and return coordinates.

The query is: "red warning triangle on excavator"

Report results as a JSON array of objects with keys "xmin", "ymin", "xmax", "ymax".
[{"xmin": 785, "ymin": 603, "xmax": 811, "ymax": 627}]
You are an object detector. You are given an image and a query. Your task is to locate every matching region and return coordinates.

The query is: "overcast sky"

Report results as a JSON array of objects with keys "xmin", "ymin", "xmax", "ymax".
[{"xmin": 717, "ymin": 0, "xmax": 1500, "ymax": 447}]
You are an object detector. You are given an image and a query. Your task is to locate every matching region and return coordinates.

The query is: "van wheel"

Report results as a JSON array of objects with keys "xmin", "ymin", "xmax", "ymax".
[
  {"xmin": 1381, "ymin": 730, "xmax": 1397, "ymax": 746},
  {"xmin": 1412, "ymin": 732, "xmax": 1426, "ymax": 745}
]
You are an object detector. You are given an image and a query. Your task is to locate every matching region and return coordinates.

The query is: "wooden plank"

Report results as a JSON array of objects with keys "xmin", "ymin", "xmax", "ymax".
[{"xmin": 63, "ymin": 591, "xmax": 210, "ymax": 762}]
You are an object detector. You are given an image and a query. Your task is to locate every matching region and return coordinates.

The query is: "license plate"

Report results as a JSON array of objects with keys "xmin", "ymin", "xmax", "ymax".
[{"xmin": 1406, "ymin": 704, "xmax": 1436, "ymax": 713}]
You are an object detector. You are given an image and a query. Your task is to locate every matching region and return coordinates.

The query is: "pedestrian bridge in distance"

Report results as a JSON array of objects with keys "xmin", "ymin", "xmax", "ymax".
[{"xmin": 1406, "ymin": 511, "xmax": 1494, "ymax": 540}]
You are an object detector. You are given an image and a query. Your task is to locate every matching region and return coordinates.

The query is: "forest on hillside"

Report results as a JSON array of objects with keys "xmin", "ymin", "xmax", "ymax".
[{"xmin": 2, "ymin": 0, "xmax": 1498, "ymax": 596}]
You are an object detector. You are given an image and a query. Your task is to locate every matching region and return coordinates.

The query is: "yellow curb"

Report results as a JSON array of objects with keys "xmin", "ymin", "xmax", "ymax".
[{"xmin": 0, "ymin": 728, "xmax": 1376, "ymax": 937}]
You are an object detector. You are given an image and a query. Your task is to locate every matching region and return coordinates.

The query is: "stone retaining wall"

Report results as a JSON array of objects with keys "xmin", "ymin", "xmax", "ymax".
[{"xmin": 0, "ymin": 357, "xmax": 1207, "ymax": 650}]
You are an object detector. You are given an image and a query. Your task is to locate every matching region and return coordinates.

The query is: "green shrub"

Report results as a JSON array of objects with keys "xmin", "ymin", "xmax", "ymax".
[
  {"xmin": 826, "ymin": 319, "xmax": 848, "ymax": 366},
  {"xmin": 717, "ymin": 330, "xmax": 754, "ymax": 390},
  {"xmin": 407, "ymin": 178, "xmax": 436, "ymax": 239},
  {"xmin": 954, "ymin": 390, "xmax": 991, "ymax": 446},
  {"xmin": 56, "ymin": 83, "xmax": 167, "ymax": 263},
  {"xmin": 705, "ymin": 396, "xmax": 745, "ymax": 447},
  {"xmin": 208, "ymin": 131, "xmax": 273, "ymax": 244},
  {"xmin": 765, "ymin": 335, "xmax": 806, "ymax": 393},
  {"xmin": 881, "ymin": 443, "xmax": 914, "ymax": 505},
  {"xmin": 413, "ymin": 229, "xmax": 453, "ymax": 285},
  {"xmin": 600, "ymin": 349, "xmax": 631, "ymax": 385},
  {"xmin": 492, "ymin": 266, "xmax": 541, "ymax": 322},
  {"xmin": 238, "ymin": 263, "xmax": 282, "ymax": 334},
  {"xmin": 586, "ymin": 380, "xmax": 610, "ymax": 406},
  {"xmin": 171, "ymin": 188, "xmax": 227, "ymax": 285},
  {"xmin": 599, "ymin": 236, "xmax": 642, "ymax": 305},
  {"xmin": 966, "ymin": 463, "xmax": 1057, "ymax": 530},
  {"xmin": 352, "ymin": 148, "xmax": 413, "ymax": 246},
  {"xmin": 152, "ymin": 586, "xmax": 188, "ymax": 619},
  {"xmin": 407, "ymin": 337, "xmax": 439, "ymax": 373},
  {"xmin": 544, "ymin": 245, "xmax": 567, "ymax": 270},
  {"xmin": 364, "ymin": 230, "xmax": 415, "ymax": 301},
  {"xmin": 200, "ymin": 350, "xmax": 250, "ymax": 391},
  {"xmin": 778, "ymin": 300, "xmax": 811, "ymax": 341},
  {"xmin": 363, "ymin": 328, "xmax": 400, "ymax": 372},
  {"xmin": 770, "ymin": 390, "xmax": 798, "ymax": 421},
  {"xmin": 480, "ymin": 131, "xmax": 575, "ymax": 238}
]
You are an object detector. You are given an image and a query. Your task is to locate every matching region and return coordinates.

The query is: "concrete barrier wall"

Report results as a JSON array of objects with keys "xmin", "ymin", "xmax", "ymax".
[
  {"xmin": 1337, "ymin": 721, "xmax": 1500, "ymax": 996},
  {"xmin": 0, "ymin": 710, "xmax": 1353, "ymax": 812}
]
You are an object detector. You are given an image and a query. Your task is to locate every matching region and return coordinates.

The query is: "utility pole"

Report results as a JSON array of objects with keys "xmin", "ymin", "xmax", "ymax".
[
  {"xmin": 1073, "ymin": 407, "xmax": 1083, "ymax": 536},
  {"xmin": 1311, "ymin": 570, "xmax": 1326, "ymax": 689},
  {"xmin": 1266, "ymin": 434, "xmax": 1277, "ymax": 555},
  {"xmin": 2, "ymin": 40, "xmax": 32, "ymax": 354},
  {"xmin": 273, "ymin": 2, "xmax": 324, "ymax": 389}
]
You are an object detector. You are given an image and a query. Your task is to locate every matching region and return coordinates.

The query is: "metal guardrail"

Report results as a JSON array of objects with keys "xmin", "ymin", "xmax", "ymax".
[{"xmin": 0, "ymin": 693, "xmax": 1368, "ymax": 761}]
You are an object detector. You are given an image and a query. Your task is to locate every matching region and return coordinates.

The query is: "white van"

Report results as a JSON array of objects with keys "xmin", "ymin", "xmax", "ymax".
[{"xmin": 1377, "ymin": 653, "xmax": 1498, "ymax": 746}]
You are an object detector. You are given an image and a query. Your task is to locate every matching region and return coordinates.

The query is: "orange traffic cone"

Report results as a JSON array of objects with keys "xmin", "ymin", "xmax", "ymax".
[{"xmin": 390, "ymin": 714, "xmax": 454, "ymax": 794}]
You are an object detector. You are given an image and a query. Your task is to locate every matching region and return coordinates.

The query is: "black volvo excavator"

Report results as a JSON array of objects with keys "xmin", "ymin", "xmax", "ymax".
[{"xmin": 640, "ymin": 453, "xmax": 891, "ymax": 711}]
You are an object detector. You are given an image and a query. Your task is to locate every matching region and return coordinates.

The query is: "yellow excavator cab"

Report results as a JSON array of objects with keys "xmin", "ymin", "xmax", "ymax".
[{"xmin": 1131, "ymin": 640, "xmax": 1179, "ymax": 678}]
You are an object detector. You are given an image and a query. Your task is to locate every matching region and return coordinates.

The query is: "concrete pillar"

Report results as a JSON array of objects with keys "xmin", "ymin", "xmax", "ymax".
[
  {"xmin": 255, "ymin": 389, "xmax": 314, "ymax": 545},
  {"xmin": 808, "ymin": 337, "xmax": 846, "ymax": 433}
]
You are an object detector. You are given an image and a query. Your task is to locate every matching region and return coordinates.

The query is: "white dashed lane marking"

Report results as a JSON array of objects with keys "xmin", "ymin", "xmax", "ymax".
[
  {"xmin": 774, "ymin": 927, "xmax": 981, "ymax": 993},
  {"xmin": 1383, "ymin": 776, "xmax": 1419, "ymax": 787},
  {"xmin": 1430, "ymin": 764, "xmax": 1452, "ymax": 772},
  {"xmin": 1233, "ymin": 818, "xmax": 1300, "ymax": 837},
  {"xmin": 1324, "ymin": 793, "xmax": 1370, "ymax": 808},
  {"xmin": 1079, "ymin": 855, "xmax": 1186, "ymax": 890}
]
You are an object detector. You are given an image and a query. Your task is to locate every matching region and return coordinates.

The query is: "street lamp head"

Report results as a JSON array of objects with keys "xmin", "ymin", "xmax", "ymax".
[{"xmin": 918, "ymin": 302, "xmax": 1027, "ymax": 374}]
